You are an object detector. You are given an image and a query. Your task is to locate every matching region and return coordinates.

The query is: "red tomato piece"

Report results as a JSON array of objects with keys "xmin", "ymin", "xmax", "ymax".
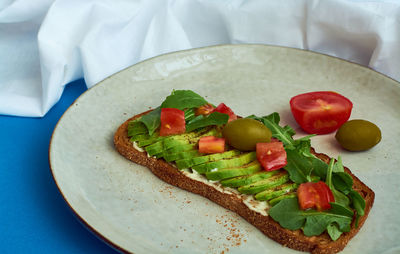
[
  {"xmin": 297, "ymin": 181, "xmax": 335, "ymax": 211},
  {"xmin": 213, "ymin": 103, "xmax": 237, "ymax": 122},
  {"xmin": 256, "ymin": 141, "xmax": 287, "ymax": 171},
  {"xmin": 198, "ymin": 136, "xmax": 226, "ymax": 154},
  {"xmin": 159, "ymin": 108, "xmax": 186, "ymax": 136},
  {"xmin": 290, "ymin": 91, "xmax": 353, "ymax": 134},
  {"xmin": 196, "ymin": 103, "xmax": 215, "ymax": 116}
]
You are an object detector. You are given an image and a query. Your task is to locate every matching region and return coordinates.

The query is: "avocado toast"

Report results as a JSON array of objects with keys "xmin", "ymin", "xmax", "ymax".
[{"xmin": 114, "ymin": 90, "xmax": 374, "ymax": 254}]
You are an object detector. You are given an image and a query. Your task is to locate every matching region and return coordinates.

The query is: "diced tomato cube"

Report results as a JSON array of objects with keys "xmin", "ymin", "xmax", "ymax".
[
  {"xmin": 256, "ymin": 141, "xmax": 287, "ymax": 171},
  {"xmin": 297, "ymin": 181, "xmax": 335, "ymax": 211},
  {"xmin": 198, "ymin": 136, "xmax": 226, "ymax": 154},
  {"xmin": 159, "ymin": 108, "xmax": 186, "ymax": 136}
]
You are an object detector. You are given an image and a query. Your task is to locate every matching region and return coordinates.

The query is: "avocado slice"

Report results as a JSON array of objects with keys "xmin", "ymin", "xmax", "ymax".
[
  {"xmin": 130, "ymin": 134, "xmax": 150, "ymax": 142},
  {"xmin": 192, "ymin": 150, "xmax": 241, "ymax": 165},
  {"xmin": 205, "ymin": 160, "xmax": 261, "ymax": 181},
  {"xmin": 158, "ymin": 128, "xmax": 219, "ymax": 155},
  {"xmin": 163, "ymin": 132, "xmax": 199, "ymax": 150},
  {"xmin": 254, "ymin": 183, "xmax": 298, "ymax": 201},
  {"xmin": 192, "ymin": 152, "xmax": 256, "ymax": 174},
  {"xmin": 269, "ymin": 193, "xmax": 297, "ymax": 206},
  {"xmin": 164, "ymin": 143, "xmax": 197, "ymax": 155},
  {"xmin": 163, "ymin": 150, "xmax": 201, "ymax": 162},
  {"xmin": 145, "ymin": 140, "xmax": 165, "ymax": 156},
  {"xmin": 137, "ymin": 134, "xmax": 163, "ymax": 147},
  {"xmin": 145, "ymin": 132, "xmax": 199, "ymax": 156},
  {"xmin": 220, "ymin": 170, "xmax": 280, "ymax": 188},
  {"xmin": 175, "ymin": 150, "xmax": 241, "ymax": 169},
  {"xmin": 238, "ymin": 171, "xmax": 289, "ymax": 195},
  {"xmin": 142, "ymin": 127, "xmax": 216, "ymax": 152}
]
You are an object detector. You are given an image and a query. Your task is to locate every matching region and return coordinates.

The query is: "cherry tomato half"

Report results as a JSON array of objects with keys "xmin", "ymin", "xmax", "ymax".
[
  {"xmin": 213, "ymin": 103, "xmax": 237, "ymax": 122},
  {"xmin": 159, "ymin": 108, "xmax": 186, "ymax": 136},
  {"xmin": 290, "ymin": 91, "xmax": 353, "ymax": 134},
  {"xmin": 198, "ymin": 136, "xmax": 226, "ymax": 154},
  {"xmin": 256, "ymin": 141, "xmax": 287, "ymax": 171},
  {"xmin": 297, "ymin": 181, "xmax": 335, "ymax": 211}
]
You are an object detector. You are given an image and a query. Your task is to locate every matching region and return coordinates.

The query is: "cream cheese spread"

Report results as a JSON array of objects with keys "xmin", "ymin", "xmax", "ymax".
[
  {"xmin": 131, "ymin": 144, "xmax": 270, "ymax": 216},
  {"xmin": 132, "ymin": 141, "xmax": 145, "ymax": 152},
  {"xmin": 132, "ymin": 142, "xmax": 271, "ymax": 216},
  {"xmin": 182, "ymin": 170, "xmax": 270, "ymax": 216}
]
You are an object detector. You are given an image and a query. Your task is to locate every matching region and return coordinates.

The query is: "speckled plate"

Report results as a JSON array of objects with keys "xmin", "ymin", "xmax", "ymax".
[{"xmin": 49, "ymin": 44, "xmax": 400, "ymax": 254}]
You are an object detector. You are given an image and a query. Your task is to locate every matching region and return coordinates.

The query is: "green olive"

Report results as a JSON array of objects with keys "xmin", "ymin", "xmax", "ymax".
[
  {"xmin": 335, "ymin": 119, "xmax": 381, "ymax": 151},
  {"xmin": 222, "ymin": 118, "xmax": 272, "ymax": 151}
]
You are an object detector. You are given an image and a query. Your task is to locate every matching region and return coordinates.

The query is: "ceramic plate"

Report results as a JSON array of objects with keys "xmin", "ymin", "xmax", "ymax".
[{"xmin": 50, "ymin": 45, "xmax": 400, "ymax": 254}]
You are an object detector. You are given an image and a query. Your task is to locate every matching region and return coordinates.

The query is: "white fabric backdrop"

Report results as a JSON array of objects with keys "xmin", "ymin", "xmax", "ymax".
[{"xmin": 1, "ymin": 0, "xmax": 399, "ymax": 117}]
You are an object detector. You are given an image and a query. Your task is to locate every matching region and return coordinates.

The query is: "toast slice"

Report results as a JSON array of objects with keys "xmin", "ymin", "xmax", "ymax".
[{"xmin": 114, "ymin": 111, "xmax": 374, "ymax": 254}]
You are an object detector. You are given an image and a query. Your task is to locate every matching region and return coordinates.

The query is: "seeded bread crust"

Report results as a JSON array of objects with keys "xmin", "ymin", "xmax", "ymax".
[{"xmin": 114, "ymin": 111, "xmax": 374, "ymax": 254}]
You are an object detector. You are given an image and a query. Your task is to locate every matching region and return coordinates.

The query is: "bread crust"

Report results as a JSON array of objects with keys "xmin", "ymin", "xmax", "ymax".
[{"xmin": 114, "ymin": 111, "xmax": 374, "ymax": 254}]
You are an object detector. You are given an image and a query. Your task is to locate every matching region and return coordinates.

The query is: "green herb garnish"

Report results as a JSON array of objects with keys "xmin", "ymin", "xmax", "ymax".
[{"xmin": 186, "ymin": 112, "xmax": 229, "ymax": 132}]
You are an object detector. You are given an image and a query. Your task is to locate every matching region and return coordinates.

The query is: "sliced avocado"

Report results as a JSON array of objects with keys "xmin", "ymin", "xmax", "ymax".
[
  {"xmin": 269, "ymin": 193, "xmax": 297, "ymax": 206},
  {"xmin": 153, "ymin": 152, "xmax": 164, "ymax": 159},
  {"xmin": 164, "ymin": 143, "xmax": 197, "ymax": 154},
  {"xmin": 192, "ymin": 152, "xmax": 256, "ymax": 174},
  {"xmin": 161, "ymin": 128, "xmax": 219, "ymax": 152},
  {"xmin": 175, "ymin": 150, "xmax": 241, "ymax": 169},
  {"xmin": 145, "ymin": 140, "xmax": 165, "ymax": 156},
  {"xmin": 254, "ymin": 183, "xmax": 298, "ymax": 201},
  {"xmin": 137, "ymin": 134, "xmax": 163, "ymax": 147},
  {"xmin": 130, "ymin": 134, "xmax": 149, "ymax": 142},
  {"xmin": 163, "ymin": 150, "xmax": 201, "ymax": 162},
  {"xmin": 163, "ymin": 132, "xmax": 198, "ymax": 150},
  {"xmin": 238, "ymin": 171, "xmax": 289, "ymax": 195},
  {"xmin": 139, "ymin": 127, "xmax": 209, "ymax": 149},
  {"xmin": 205, "ymin": 160, "xmax": 261, "ymax": 181},
  {"xmin": 145, "ymin": 131, "xmax": 200, "ymax": 157},
  {"xmin": 220, "ymin": 170, "xmax": 280, "ymax": 188},
  {"xmin": 192, "ymin": 150, "xmax": 240, "ymax": 165}
]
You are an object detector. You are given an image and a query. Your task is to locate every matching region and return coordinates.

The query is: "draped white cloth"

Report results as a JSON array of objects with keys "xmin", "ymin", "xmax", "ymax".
[{"xmin": 1, "ymin": 0, "xmax": 399, "ymax": 117}]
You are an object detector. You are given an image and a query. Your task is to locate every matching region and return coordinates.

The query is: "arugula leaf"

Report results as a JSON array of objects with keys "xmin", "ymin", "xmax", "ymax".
[
  {"xmin": 161, "ymin": 90, "xmax": 208, "ymax": 110},
  {"xmin": 284, "ymin": 149, "xmax": 315, "ymax": 183},
  {"xmin": 247, "ymin": 113, "xmax": 296, "ymax": 149},
  {"xmin": 333, "ymin": 172, "xmax": 353, "ymax": 194},
  {"xmin": 268, "ymin": 197, "xmax": 305, "ymax": 230},
  {"xmin": 326, "ymin": 159, "xmax": 350, "ymax": 207},
  {"xmin": 349, "ymin": 190, "xmax": 366, "ymax": 227},
  {"xmin": 184, "ymin": 108, "xmax": 197, "ymax": 122},
  {"xmin": 327, "ymin": 223, "xmax": 343, "ymax": 241},
  {"xmin": 186, "ymin": 112, "xmax": 228, "ymax": 132},
  {"xmin": 333, "ymin": 156, "xmax": 345, "ymax": 173},
  {"xmin": 311, "ymin": 156, "xmax": 329, "ymax": 179},
  {"xmin": 138, "ymin": 107, "xmax": 161, "ymax": 135},
  {"xmin": 303, "ymin": 203, "xmax": 352, "ymax": 236},
  {"xmin": 284, "ymin": 140, "xmax": 329, "ymax": 184},
  {"xmin": 325, "ymin": 158, "xmax": 366, "ymax": 228},
  {"xmin": 293, "ymin": 139, "xmax": 314, "ymax": 157},
  {"xmin": 269, "ymin": 198, "xmax": 353, "ymax": 239}
]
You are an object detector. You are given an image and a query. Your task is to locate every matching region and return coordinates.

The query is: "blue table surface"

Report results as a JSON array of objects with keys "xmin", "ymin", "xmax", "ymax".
[{"xmin": 0, "ymin": 79, "xmax": 117, "ymax": 254}]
